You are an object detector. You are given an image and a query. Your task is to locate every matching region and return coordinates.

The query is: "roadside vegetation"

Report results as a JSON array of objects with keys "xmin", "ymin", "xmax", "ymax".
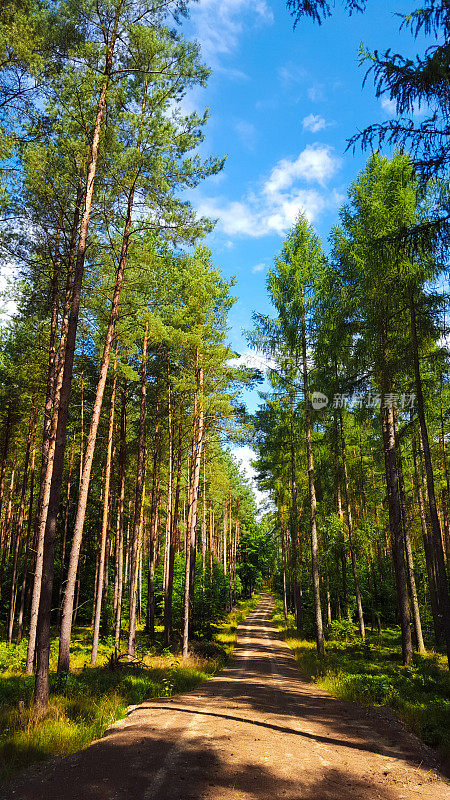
[
  {"xmin": 273, "ymin": 602, "xmax": 450, "ymax": 758},
  {"xmin": 0, "ymin": 595, "xmax": 259, "ymax": 784}
]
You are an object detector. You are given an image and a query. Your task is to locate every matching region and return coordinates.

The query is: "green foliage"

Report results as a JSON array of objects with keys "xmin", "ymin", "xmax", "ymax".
[{"xmin": 326, "ymin": 619, "xmax": 358, "ymax": 642}]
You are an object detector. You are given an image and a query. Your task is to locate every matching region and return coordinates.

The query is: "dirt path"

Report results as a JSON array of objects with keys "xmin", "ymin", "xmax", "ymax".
[{"xmin": 6, "ymin": 595, "xmax": 450, "ymax": 800}]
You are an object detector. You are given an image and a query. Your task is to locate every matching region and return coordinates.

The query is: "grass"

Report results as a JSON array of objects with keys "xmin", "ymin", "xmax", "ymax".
[
  {"xmin": 272, "ymin": 601, "xmax": 450, "ymax": 759},
  {"xmin": 0, "ymin": 594, "xmax": 260, "ymax": 785}
]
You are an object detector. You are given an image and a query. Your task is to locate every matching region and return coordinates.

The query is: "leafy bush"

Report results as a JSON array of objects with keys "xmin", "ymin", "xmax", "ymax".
[{"xmin": 326, "ymin": 619, "xmax": 358, "ymax": 642}]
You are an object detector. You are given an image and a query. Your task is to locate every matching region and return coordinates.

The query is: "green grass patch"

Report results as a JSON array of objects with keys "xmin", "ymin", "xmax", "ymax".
[
  {"xmin": 272, "ymin": 600, "xmax": 450, "ymax": 757},
  {"xmin": 0, "ymin": 595, "xmax": 260, "ymax": 784}
]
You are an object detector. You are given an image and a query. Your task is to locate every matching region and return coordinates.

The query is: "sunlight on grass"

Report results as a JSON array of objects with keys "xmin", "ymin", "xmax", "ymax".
[
  {"xmin": 272, "ymin": 600, "xmax": 450, "ymax": 757},
  {"xmin": 0, "ymin": 595, "xmax": 260, "ymax": 784}
]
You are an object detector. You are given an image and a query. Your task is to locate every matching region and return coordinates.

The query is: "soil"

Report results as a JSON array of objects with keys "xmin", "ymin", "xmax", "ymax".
[{"xmin": 4, "ymin": 594, "xmax": 450, "ymax": 799}]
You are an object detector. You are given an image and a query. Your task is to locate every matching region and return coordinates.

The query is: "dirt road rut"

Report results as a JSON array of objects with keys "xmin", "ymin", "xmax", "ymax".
[{"xmin": 6, "ymin": 595, "xmax": 450, "ymax": 799}]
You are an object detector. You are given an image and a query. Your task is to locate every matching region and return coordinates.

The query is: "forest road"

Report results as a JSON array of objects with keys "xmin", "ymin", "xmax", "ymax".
[{"xmin": 5, "ymin": 594, "xmax": 450, "ymax": 800}]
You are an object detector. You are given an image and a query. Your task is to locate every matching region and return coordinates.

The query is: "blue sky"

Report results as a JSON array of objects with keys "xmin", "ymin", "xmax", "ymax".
[{"xmin": 179, "ymin": 0, "xmax": 428, "ymax": 502}]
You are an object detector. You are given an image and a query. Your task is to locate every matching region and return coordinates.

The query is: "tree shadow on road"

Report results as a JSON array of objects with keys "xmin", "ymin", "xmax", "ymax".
[{"xmin": 1, "ymin": 728, "xmax": 419, "ymax": 800}]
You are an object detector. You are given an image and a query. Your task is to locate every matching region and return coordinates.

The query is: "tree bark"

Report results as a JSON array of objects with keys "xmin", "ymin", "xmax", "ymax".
[
  {"xmin": 381, "ymin": 402, "xmax": 412, "ymax": 666},
  {"xmin": 17, "ymin": 417, "xmax": 37, "ymax": 643},
  {"xmin": 0, "ymin": 403, "xmax": 13, "ymax": 534},
  {"xmin": 58, "ymin": 178, "xmax": 137, "ymax": 673},
  {"xmin": 182, "ymin": 358, "xmax": 204, "ymax": 657},
  {"xmin": 127, "ymin": 323, "xmax": 148, "ymax": 659},
  {"xmin": 411, "ymin": 294, "xmax": 450, "ymax": 666},
  {"xmin": 91, "ymin": 346, "xmax": 118, "ymax": 665},
  {"xmin": 165, "ymin": 400, "xmax": 183, "ymax": 645},
  {"xmin": 394, "ymin": 413, "xmax": 425, "ymax": 653},
  {"xmin": 300, "ymin": 296, "xmax": 324, "ymax": 657},
  {"xmin": 7, "ymin": 404, "xmax": 35, "ymax": 644},
  {"xmin": 339, "ymin": 412, "xmax": 365, "ymax": 639},
  {"xmin": 114, "ymin": 381, "xmax": 127, "ymax": 651},
  {"xmin": 33, "ymin": 9, "xmax": 123, "ymax": 705}
]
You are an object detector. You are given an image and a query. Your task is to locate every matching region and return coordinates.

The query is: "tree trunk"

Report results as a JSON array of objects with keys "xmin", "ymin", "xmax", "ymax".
[
  {"xmin": 58, "ymin": 175, "xmax": 138, "ymax": 674},
  {"xmin": 114, "ymin": 381, "xmax": 127, "ymax": 651},
  {"xmin": 57, "ymin": 436, "xmax": 75, "ymax": 627},
  {"xmin": 289, "ymin": 389, "xmax": 303, "ymax": 632},
  {"xmin": 0, "ymin": 459, "xmax": 16, "ymax": 594},
  {"xmin": 0, "ymin": 403, "xmax": 13, "ymax": 532},
  {"xmin": 394, "ymin": 413, "xmax": 425, "ymax": 653},
  {"xmin": 411, "ymin": 421, "xmax": 442, "ymax": 647},
  {"xmin": 182, "ymin": 358, "xmax": 204, "ymax": 657},
  {"xmin": 7, "ymin": 404, "xmax": 35, "ymax": 644},
  {"xmin": 91, "ymin": 346, "xmax": 118, "ymax": 665},
  {"xmin": 381, "ymin": 402, "xmax": 412, "ymax": 666},
  {"xmin": 339, "ymin": 412, "xmax": 365, "ymax": 639},
  {"xmin": 127, "ymin": 323, "xmax": 148, "ymax": 659},
  {"xmin": 17, "ymin": 418, "xmax": 37, "ymax": 643},
  {"xmin": 280, "ymin": 506, "xmax": 288, "ymax": 620},
  {"xmin": 33, "ymin": 18, "xmax": 121, "ymax": 706},
  {"xmin": 300, "ymin": 297, "xmax": 324, "ymax": 657},
  {"xmin": 165, "ymin": 404, "xmax": 183, "ymax": 646},
  {"xmin": 163, "ymin": 377, "xmax": 173, "ymax": 626},
  {"xmin": 411, "ymin": 294, "xmax": 450, "ymax": 667},
  {"xmin": 146, "ymin": 390, "xmax": 161, "ymax": 642}
]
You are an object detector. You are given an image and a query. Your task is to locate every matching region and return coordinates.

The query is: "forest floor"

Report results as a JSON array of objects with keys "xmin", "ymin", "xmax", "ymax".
[
  {"xmin": 3, "ymin": 593, "xmax": 449, "ymax": 800},
  {"xmin": 273, "ymin": 603, "xmax": 450, "ymax": 760},
  {"xmin": 0, "ymin": 596, "xmax": 259, "ymax": 785}
]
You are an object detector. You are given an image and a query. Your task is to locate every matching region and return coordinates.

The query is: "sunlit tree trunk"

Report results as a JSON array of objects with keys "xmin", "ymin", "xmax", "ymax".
[
  {"xmin": 300, "ymin": 295, "xmax": 324, "ymax": 657},
  {"xmin": 182, "ymin": 357, "xmax": 204, "ymax": 657},
  {"xmin": 91, "ymin": 346, "xmax": 118, "ymax": 665},
  {"xmin": 34, "ymin": 17, "xmax": 121, "ymax": 706},
  {"xmin": 114, "ymin": 381, "xmax": 127, "ymax": 651},
  {"xmin": 128, "ymin": 323, "xmax": 148, "ymax": 659}
]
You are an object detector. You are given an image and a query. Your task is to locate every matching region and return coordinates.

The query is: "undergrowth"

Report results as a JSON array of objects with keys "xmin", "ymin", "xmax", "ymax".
[
  {"xmin": 0, "ymin": 594, "xmax": 259, "ymax": 784},
  {"xmin": 272, "ymin": 600, "xmax": 450, "ymax": 758}
]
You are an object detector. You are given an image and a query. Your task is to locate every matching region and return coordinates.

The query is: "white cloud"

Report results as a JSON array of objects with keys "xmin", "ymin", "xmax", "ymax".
[
  {"xmin": 381, "ymin": 95, "xmax": 429, "ymax": 119},
  {"xmin": 279, "ymin": 63, "xmax": 308, "ymax": 84},
  {"xmin": 229, "ymin": 350, "xmax": 277, "ymax": 371},
  {"xmin": 234, "ymin": 119, "xmax": 257, "ymax": 150},
  {"xmin": 252, "ymin": 262, "xmax": 266, "ymax": 273},
  {"xmin": 381, "ymin": 97, "xmax": 397, "ymax": 116},
  {"xmin": 191, "ymin": 0, "xmax": 273, "ymax": 64},
  {"xmin": 302, "ymin": 113, "xmax": 328, "ymax": 133},
  {"xmin": 264, "ymin": 144, "xmax": 340, "ymax": 193},
  {"xmin": 308, "ymin": 83, "xmax": 325, "ymax": 102},
  {"xmin": 196, "ymin": 144, "xmax": 343, "ymax": 238},
  {"xmin": 232, "ymin": 445, "xmax": 272, "ymax": 512}
]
